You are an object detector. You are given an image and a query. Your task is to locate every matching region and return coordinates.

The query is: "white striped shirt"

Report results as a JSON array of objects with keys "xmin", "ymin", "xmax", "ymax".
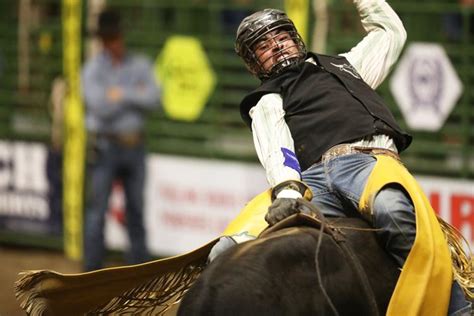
[{"xmin": 249, "ymin": 0, "xmax": 406, "ymax": 188}]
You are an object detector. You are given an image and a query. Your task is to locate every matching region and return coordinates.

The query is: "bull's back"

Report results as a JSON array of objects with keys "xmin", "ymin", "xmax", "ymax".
[{"xmin": 178, "ymin": 221, "xmax": 397, "ymax": 315}]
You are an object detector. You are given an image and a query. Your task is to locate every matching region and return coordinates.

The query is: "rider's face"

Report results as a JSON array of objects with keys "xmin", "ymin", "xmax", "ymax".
[{"xmin": 253, "ymin": 30, "xmax": 299, "ymax": 72}]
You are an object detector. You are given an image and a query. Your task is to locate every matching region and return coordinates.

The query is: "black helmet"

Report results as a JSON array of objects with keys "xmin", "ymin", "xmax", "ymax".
[{"xmin": 235, "ymin": 9, "xmax": 306, "ymax": 80}]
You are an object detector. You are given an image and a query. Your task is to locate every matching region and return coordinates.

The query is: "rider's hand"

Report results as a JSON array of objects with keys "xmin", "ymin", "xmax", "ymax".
[
  {"xmin": 265, "ymin": 180, "xmax": 314, "ymax": 226},
  {"xmin": 265, "ymin": 192, "xmax": 300, "ymax": 226},
  {"xmin": 266, "ymin": 195, "xmax": 322, "ymax": 226}
]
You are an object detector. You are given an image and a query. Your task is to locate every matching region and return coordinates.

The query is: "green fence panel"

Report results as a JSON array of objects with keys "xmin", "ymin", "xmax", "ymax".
[{"xmin": 0, "ymin": 0, "xmax": 471, "ymax": 178}]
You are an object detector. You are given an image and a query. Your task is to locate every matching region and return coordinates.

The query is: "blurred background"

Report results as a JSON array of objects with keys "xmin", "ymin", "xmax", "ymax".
[{"xmin": 0, "ymin": 0, "xmax": 472, "ymax": 314}]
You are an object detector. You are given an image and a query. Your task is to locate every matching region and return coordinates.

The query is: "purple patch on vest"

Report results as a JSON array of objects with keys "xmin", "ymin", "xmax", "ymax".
[{"xmin": 281, "ymin": 147, "xmax": 301, "ymax": 174}]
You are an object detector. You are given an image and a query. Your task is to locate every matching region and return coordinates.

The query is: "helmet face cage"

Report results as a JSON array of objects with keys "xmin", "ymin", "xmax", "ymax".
[{"xmin": 235, "ymin": 9, "xmax": 306, "ymax": 80}]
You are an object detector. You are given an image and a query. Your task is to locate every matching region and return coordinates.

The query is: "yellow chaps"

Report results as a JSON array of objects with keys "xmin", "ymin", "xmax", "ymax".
[{"xmin": 359, "ymin": 155, "xmax": 451, "ymax": 316}]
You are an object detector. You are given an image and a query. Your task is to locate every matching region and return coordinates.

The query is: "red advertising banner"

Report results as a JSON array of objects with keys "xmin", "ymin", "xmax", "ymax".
[{"xmin": 419, "ymin": 176, "xmax": 473, "ymax": 247}]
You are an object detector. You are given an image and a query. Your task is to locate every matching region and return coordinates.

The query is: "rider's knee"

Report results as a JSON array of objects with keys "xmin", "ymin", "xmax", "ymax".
[{"xmin": 373, "ymin": 185, "xmax": 415, "ymax": 222}]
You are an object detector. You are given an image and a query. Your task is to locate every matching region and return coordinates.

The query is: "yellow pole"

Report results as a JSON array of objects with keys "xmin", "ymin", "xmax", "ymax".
[
  {"xmin": 62, "ymin": 0, "xmax": 85, "ymax": 260},
  {"xmin": 285, "ymin": 0, "xmax": 310, "ymax": 43}
]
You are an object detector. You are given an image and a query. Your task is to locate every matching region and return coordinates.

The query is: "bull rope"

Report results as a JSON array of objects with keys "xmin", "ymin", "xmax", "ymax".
[{"xmin": 309, "ymin": 208, "xmax": 380, "ymax": 316}]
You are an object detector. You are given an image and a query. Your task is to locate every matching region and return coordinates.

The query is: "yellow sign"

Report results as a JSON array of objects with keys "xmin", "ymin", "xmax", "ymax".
[
  {"xmin": 285, "ymin": 0, "xmax": 309, "ymax": 43},
  {"xmin": 62, "ymin": 0, "xmax": 85, "ymax": 260},
  {"xmin": 155, "ymin": 36, "xmax": 216, "ymax": 121}
]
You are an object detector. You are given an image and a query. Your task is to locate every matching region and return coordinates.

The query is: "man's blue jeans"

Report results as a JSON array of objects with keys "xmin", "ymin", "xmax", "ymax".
[
  {"xmin": 84, "ymin": 138, "xmax": 149, "ymax": 271},
  {"xmin": 302, "ymin": 152, "xmax": 416, "ymax": 266},
  {"xmin": 302, "ymin": 152, "xmax": 470, "ymax": 315}
]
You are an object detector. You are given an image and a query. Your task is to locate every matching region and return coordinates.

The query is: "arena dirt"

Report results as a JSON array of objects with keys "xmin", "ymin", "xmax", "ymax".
[
  {"xmin": 1, "ymin": 245, "xmax": 81, "ymax": 316},
  {"xmin": 0, "ymin": 246, "xmax": 181, "ymax": 315}
]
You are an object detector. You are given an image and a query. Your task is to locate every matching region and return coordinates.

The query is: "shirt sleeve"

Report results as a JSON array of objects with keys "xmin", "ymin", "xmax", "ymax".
[
  {"xmin": 122, "ymin": 57, "xmax": 160, "ymax": 110},
  {"xmin": 249, "ymin": 93, "xmax": 302, "ymax": 187},
  {"xmin": 81, "ymin": 60, "xmax": 122, "ymax": 120},
  {"xmin": 82, "ymin": 56, "xmax": 160, "ymax": 120},
  {"xmin": 340, "ymin": 0, "xmax": 407, "ymax": 89}
]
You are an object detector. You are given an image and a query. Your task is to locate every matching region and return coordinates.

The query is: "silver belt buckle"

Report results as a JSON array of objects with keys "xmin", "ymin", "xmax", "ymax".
[{"xmin": 322, "ymin": 144, "xmax": 353, "ymax": 163}]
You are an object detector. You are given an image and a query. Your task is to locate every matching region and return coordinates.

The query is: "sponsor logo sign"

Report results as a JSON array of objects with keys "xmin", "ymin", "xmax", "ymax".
[
  {"xmin": 105, "ymin": 154, "xmax": 268, "ymax": 255},
  {"xmin": 390, "ymin": 43, "xmax": 463, "ymax": 131},
  {"xmin": 0, "ymin": 141, "xmax": 57, "ymax": 234},
  {"xmin": 154, "ymin": 36, "xmax": 216, "ymax": 121}
]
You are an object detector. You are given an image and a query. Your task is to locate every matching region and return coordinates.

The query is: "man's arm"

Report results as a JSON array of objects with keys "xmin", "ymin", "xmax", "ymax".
[
  {"xmin": 340, "ymin": 0, "xmax": 407, "ymax": 89},
  {"xmin": 121, "ymin": 57, "xmax": 160, "ymax": 110},
  {"xmin": 250, "ymin": 94, "xmax": 314, "ymax": 225},
  {"xmin": 82, "ymin": 57, "xmax": 159, "ymax": 119},
  {"xmin": 250, "ymin": 93, "xmax": 301, "ymax": 188},
  {"xmin": 82, "ymin": 61, "xmax": 124, "ymax": 120}
]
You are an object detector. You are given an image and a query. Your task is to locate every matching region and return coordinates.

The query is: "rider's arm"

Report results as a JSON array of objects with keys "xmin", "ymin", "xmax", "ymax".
[
  {"xmin": 250, "ymin": 93, "xmax": 302, "ymax": 198},
  {"xmin": 340, "ymin": 0, "xmax": 407, "ymax": 89}
]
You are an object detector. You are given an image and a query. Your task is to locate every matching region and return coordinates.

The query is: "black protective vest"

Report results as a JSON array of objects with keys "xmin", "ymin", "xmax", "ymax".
[{"xmin": 240, "ymin": 53, "xmax": 412, "ymax": 171}]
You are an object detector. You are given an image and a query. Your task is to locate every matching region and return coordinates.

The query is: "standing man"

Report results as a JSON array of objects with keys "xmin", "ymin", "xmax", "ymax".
[
  {"xmin": 82, "ymin": 9, "xmax": 159, "ymax": 271},
  {"xmin": 233, "ymin": 1, "xmax": 471, "ymax": 315}
]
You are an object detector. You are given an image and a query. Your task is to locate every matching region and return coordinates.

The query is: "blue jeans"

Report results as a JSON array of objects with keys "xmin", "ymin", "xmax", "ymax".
[
  {"xmin": 302, "ymin": 152, "xmax": 470, "ymax": 315},
  {"xmin": 84, "ymin": 137, "xmax": 149, "ymax": 271},
  {"xmin": 302, "ymin": 153, "xmax": 416, "ymax": 266}
]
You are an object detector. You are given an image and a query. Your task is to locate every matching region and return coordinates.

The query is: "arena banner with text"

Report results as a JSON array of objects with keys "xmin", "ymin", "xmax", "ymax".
[
  {"xmin": 104, "ymin": 154, "xmax": 473, "ymax": 257},
  {"xmin": 0, "ymin": 141, "xmax": 62, "ymax": 236},
  {"xmin": 417, "ymin": 176, "xmax": 473, "ymax": 248},
  {"xmin": 1, "ymin": 144, "xmax": 470, "ymax": 255},
  {"xmin": 104, "ymin": 154, "xmax": 268, "ymax": 256}
]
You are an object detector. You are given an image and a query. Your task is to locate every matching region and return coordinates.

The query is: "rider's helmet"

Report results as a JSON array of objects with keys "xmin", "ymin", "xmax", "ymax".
[{"xmin": 235, "ymin": 9, "xmax": 306, "ymax": 80}]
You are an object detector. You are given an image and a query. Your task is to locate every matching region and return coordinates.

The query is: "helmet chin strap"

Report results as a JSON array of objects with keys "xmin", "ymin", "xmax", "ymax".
[
  {"xmin": 266, "ymin": 56, "xmax": 302, "ymax": 79},
  {"xmin": 279, "ymin": 59, "xmax": 293, "ymax": 68}
]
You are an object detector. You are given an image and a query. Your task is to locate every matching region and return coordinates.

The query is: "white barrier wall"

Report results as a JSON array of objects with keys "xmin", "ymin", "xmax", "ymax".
[
  {"xmin": 105, "ymin": 153, "xmax": 474, "ymax": 257},
  {"xmin": 0, "ymin": 141, "xmax": 470, "ymax": 256},
  {"xmin": 105, "ymin": 154, "xmax": 268, "ymax": 255}
]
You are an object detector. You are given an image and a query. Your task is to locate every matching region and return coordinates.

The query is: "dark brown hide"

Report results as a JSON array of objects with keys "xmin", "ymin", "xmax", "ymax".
[{"xmin": 178, "ymin": 217, "xmax": 399, "ymax": 316}]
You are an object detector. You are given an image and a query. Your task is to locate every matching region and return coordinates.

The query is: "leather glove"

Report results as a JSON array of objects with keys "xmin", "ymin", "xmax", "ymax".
[
  {"xmin": 265, "ymin": 180, "xmax": 314, "ymax": 226},
  {"xmin": 265, "ymin": 197, "xmax": 322, "ymax": 226},
  {"xmin": 265, "ymin": 197, "xmax": 300, "ymax": 226}
]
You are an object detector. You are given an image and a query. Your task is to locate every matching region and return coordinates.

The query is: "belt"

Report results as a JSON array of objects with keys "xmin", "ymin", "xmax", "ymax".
[
  {"xmin": 92, "ymin": 132, "xmax": 144, "ymax": 147},
  {"xmin": 320, "ymin": 144, "xmax": 400, "ymax": 164}
]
